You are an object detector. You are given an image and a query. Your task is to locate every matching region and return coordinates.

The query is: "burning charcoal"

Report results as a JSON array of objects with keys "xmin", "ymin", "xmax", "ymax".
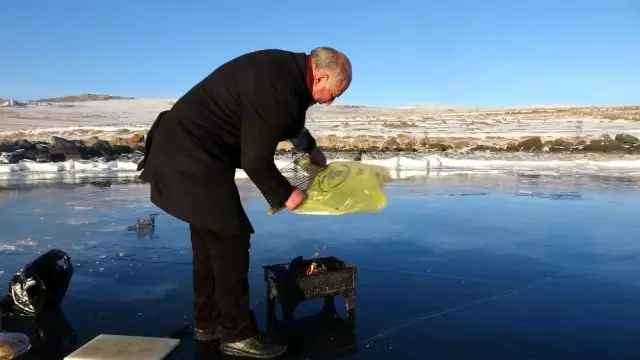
[
  {"xmin": 305, "ymin": 262, "xmax": 318, "ymax": 276},
  {"xmin": 305, "ymin": 260, "xmax": 327, "ymax": 276}
]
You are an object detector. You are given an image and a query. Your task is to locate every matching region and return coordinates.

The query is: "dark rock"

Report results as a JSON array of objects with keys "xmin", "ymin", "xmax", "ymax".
[
  {"xmin": 600, "ymin": 134, "xmax": 612, "ymax": 141},
  {"xmin": 51, "ymin": 136, "xmax": 76, "ymax": 148},
  {"xmin": 631, "ymin": 144, "xmax": 640, "ymax": 154},
  {"xmin": 504, "ymin": 144, "xmax": 519, "ymax": 152},
  {"xmin": 581, "ymin": 140, "xmax": 603, "ymax": 152},
  {"xmin": 130, "ymin": 143, "xmax": 146, "ymax": 152},
  {"xmin": 469, "ymin": 145, "xmax": 498, "ymax": 152},
  {"xmin": 0, "ymin": 143, "xmax": 16, "ymax": 153},
  {"xmin": 517, "ymin": 137, "xmax": 543, "ymax": 152},
  {"xmin": 549, "ymin": 146, "xmax": 570, "ymax": 153},
  {"xmin": 392, "ymin": 147, "xmax": 404, "ymax": 152},
  {"xmin": 86, "ymin": 139, "xmax": 113, "ymax": 155},
  {"xmin": 426, "ymin": 143, "xmax": 451, "ymax": 151},
  {"xmin": 112, "ymin": 145, "xmax": 133, "ymax": 155},
  {"xmin": 580, "ymin": 139, "xmax": 628, "ymax": 153},
  {"xmin": 26, "ymin": 149, "xmax": 47, "ymax": 160},
  {"xmin": 3, "ymin": 154, "xmax": 18, "ymax": 164},
  {"xmin": 404, "ymin": 147, "xmax": 418, "ymax": 152},
  {"xmin": 17, "ymin": 139, "xmax": 35, "ymax": 150},
  {"xmin": 551, "ymin": 138, "xmax": 574, "ymax": 148},
  {"xmin": 17, "ymin": 142, "xmax": 49, "ymax": 160},
  {"xmin": 603, "ymin": 140, "xmax": 629, "ymax": 153},
  {"xmin": 6, "ymin": 151, "xmax": 28, "ymax": 163},
  {"xmin": 49, "ymin": 153, "xmax": 67, "ymax": 162},
  {"xmin": 615, "ymin": 133, "xmax": 640, "ymax": 145},
  {"xmin": 575, "ymin": 139, "xmax": 587, "ymax": 146},
  {"xmin": 46, "ymin": 136, "xmax": 101, "ymax": 159},
  {"xmin": 85, "ymin": 147, "xmax": 104, "ymax": 158},
  {"xmin": 48, "ymin": 145, "xmax": 91, "ymax": 160}
]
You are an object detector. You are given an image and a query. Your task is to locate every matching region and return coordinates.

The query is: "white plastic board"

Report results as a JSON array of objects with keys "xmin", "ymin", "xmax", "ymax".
[{"xmin": 64, "ymin": 334, "xmax": 180, "ymax": 360}]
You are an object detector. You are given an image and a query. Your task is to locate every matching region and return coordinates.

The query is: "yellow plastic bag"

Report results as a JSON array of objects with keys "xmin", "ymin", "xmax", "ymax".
[{"xmin": 292, "ymin": 160, "xmax": 391, "ymax": 215}]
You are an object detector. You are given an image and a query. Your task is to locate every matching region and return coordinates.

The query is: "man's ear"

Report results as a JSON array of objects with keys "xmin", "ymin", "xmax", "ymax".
[{"xmin": 315, "ymin": 71, "xmax": 329, "ymax": 84}]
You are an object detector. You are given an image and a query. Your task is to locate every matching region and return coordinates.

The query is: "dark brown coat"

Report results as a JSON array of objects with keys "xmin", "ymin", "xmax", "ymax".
[{"xmin": 138, "ymin": 49, "xmax": 316, "ymax": 234}]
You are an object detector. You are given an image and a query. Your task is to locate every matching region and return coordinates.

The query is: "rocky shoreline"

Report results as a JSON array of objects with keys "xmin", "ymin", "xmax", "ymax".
[
  {"xmin": 1, "ymin": 132, "xmax": 640, "ymax": 165},
  {"xmin": 0, "ymin": 135, "xmax": 145, "ymax": 164},
  {"xmin": 307, "ymin": 132, "xmax": 640, "ymax": 155}
]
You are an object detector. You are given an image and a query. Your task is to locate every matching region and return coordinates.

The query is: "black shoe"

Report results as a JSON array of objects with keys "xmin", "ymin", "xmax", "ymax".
[
  {"xmin": 220, "ymin": 333, "xmax": 287, "ymax": 359},
  {"xmin": 194, "ymin": 326, "xmax": 222, "ymax": 341}
]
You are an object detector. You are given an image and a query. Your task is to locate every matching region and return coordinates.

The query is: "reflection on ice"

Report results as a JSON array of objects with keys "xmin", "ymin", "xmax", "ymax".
[
  {"xmin": 515, "ymin": 190, "xmax": 583, "ymax": 200},
  {"xmin": 70, "ymin": 273, "xmax": 180, "ymax": 302}
]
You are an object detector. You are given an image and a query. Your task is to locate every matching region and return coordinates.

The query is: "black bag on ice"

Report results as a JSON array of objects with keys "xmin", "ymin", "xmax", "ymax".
[{"xmin": 8, "ymin": 249, "xmax": 74, "ymax": 316}]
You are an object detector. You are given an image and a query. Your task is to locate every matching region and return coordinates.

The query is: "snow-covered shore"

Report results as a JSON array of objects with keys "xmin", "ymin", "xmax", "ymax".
[
  {"xmin": 2, "ymin": 98, "xmax": 640, "ymax": 184},
  {"xmin": 2, "ymin": 98, "xmax": 639, "ymax": 141}
]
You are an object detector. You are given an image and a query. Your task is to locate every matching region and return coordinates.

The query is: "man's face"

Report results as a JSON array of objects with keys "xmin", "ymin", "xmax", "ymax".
[{"xmin": 310, "ymin": 71, "xmax": 351, "ymax": 107}]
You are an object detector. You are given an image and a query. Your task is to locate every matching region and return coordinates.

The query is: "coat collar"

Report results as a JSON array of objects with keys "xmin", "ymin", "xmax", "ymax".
[{"xmin": 294, "ymin": 52, "xmax": 313, "ymax": 105}]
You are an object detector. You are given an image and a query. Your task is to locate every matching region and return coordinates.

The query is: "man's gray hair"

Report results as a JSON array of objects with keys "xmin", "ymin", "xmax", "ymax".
[{"xmin": 310, "ymin": 46, "xmax": 352, "ymax": 84}]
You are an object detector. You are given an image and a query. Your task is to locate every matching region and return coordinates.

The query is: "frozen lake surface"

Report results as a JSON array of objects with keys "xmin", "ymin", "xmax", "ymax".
[{"xmin": 0, "ymin": 173, "xmax": 639, "ymax": 359}]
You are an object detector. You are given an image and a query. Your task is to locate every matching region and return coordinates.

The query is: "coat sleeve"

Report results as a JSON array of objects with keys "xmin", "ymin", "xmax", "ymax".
[
  {"xmin": 240, "ymin": 95, "xmax": 302, "ymax": 208},
  {"xmin": 290, "ymin": 127, "xmax": 317, "ymax": 153}
]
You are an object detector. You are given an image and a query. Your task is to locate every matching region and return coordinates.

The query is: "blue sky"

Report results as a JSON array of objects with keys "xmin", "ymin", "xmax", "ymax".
[{"xmin": 1, "ymin": 0, "xmax": 638, "ymax": 107}]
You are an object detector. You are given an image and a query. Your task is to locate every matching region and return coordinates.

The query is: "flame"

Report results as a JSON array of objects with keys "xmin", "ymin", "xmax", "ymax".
[
  {"xmin": 306, "ymin": 262, "xmax": 318, "ymax": 275},
  {"xmin": 308, "ymin": 244, "xmax": 328, "ymax": 275}
]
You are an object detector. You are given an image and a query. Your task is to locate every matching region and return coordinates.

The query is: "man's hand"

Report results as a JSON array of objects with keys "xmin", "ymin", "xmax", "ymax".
[
  {"xmin": 309, "ymin": 148, "xmax": 327, "ymax": 167},
  {"xmin": 285, "ymin": 188, "xmax": 306, "ymax": 211}
]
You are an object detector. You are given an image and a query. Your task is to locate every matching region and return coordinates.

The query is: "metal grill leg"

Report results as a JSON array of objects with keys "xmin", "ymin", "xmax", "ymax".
[
  {"xmin": 266, "ymin": 285, "xmax": 277, "ymax": 333},
  {"xmin": 344, "ymin": 288, "xmax": 356, "ymax": 311},
  {"xmin": 343, "ymin": 288, "xmax": 356, "ymax": 329}
]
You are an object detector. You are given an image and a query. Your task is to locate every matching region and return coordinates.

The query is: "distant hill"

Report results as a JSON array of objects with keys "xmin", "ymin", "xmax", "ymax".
[
  {"xmin": 32, "ymin": 94, "xmax": 135, "ymax": 103},
  {"xmin": 0, "ymin": 98, "xmax": 27, "ymax": 107}
]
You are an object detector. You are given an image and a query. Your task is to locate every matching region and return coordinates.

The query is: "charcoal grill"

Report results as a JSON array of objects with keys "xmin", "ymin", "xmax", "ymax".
[{"xmin": 263, "ymin": 256, "xmax": 356, "ymax": 332}]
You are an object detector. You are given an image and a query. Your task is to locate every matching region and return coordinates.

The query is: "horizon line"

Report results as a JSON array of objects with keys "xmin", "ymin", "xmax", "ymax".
[{"xmin": 1, "ymin": 93, "xmax": 638, "ymax": 110}]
